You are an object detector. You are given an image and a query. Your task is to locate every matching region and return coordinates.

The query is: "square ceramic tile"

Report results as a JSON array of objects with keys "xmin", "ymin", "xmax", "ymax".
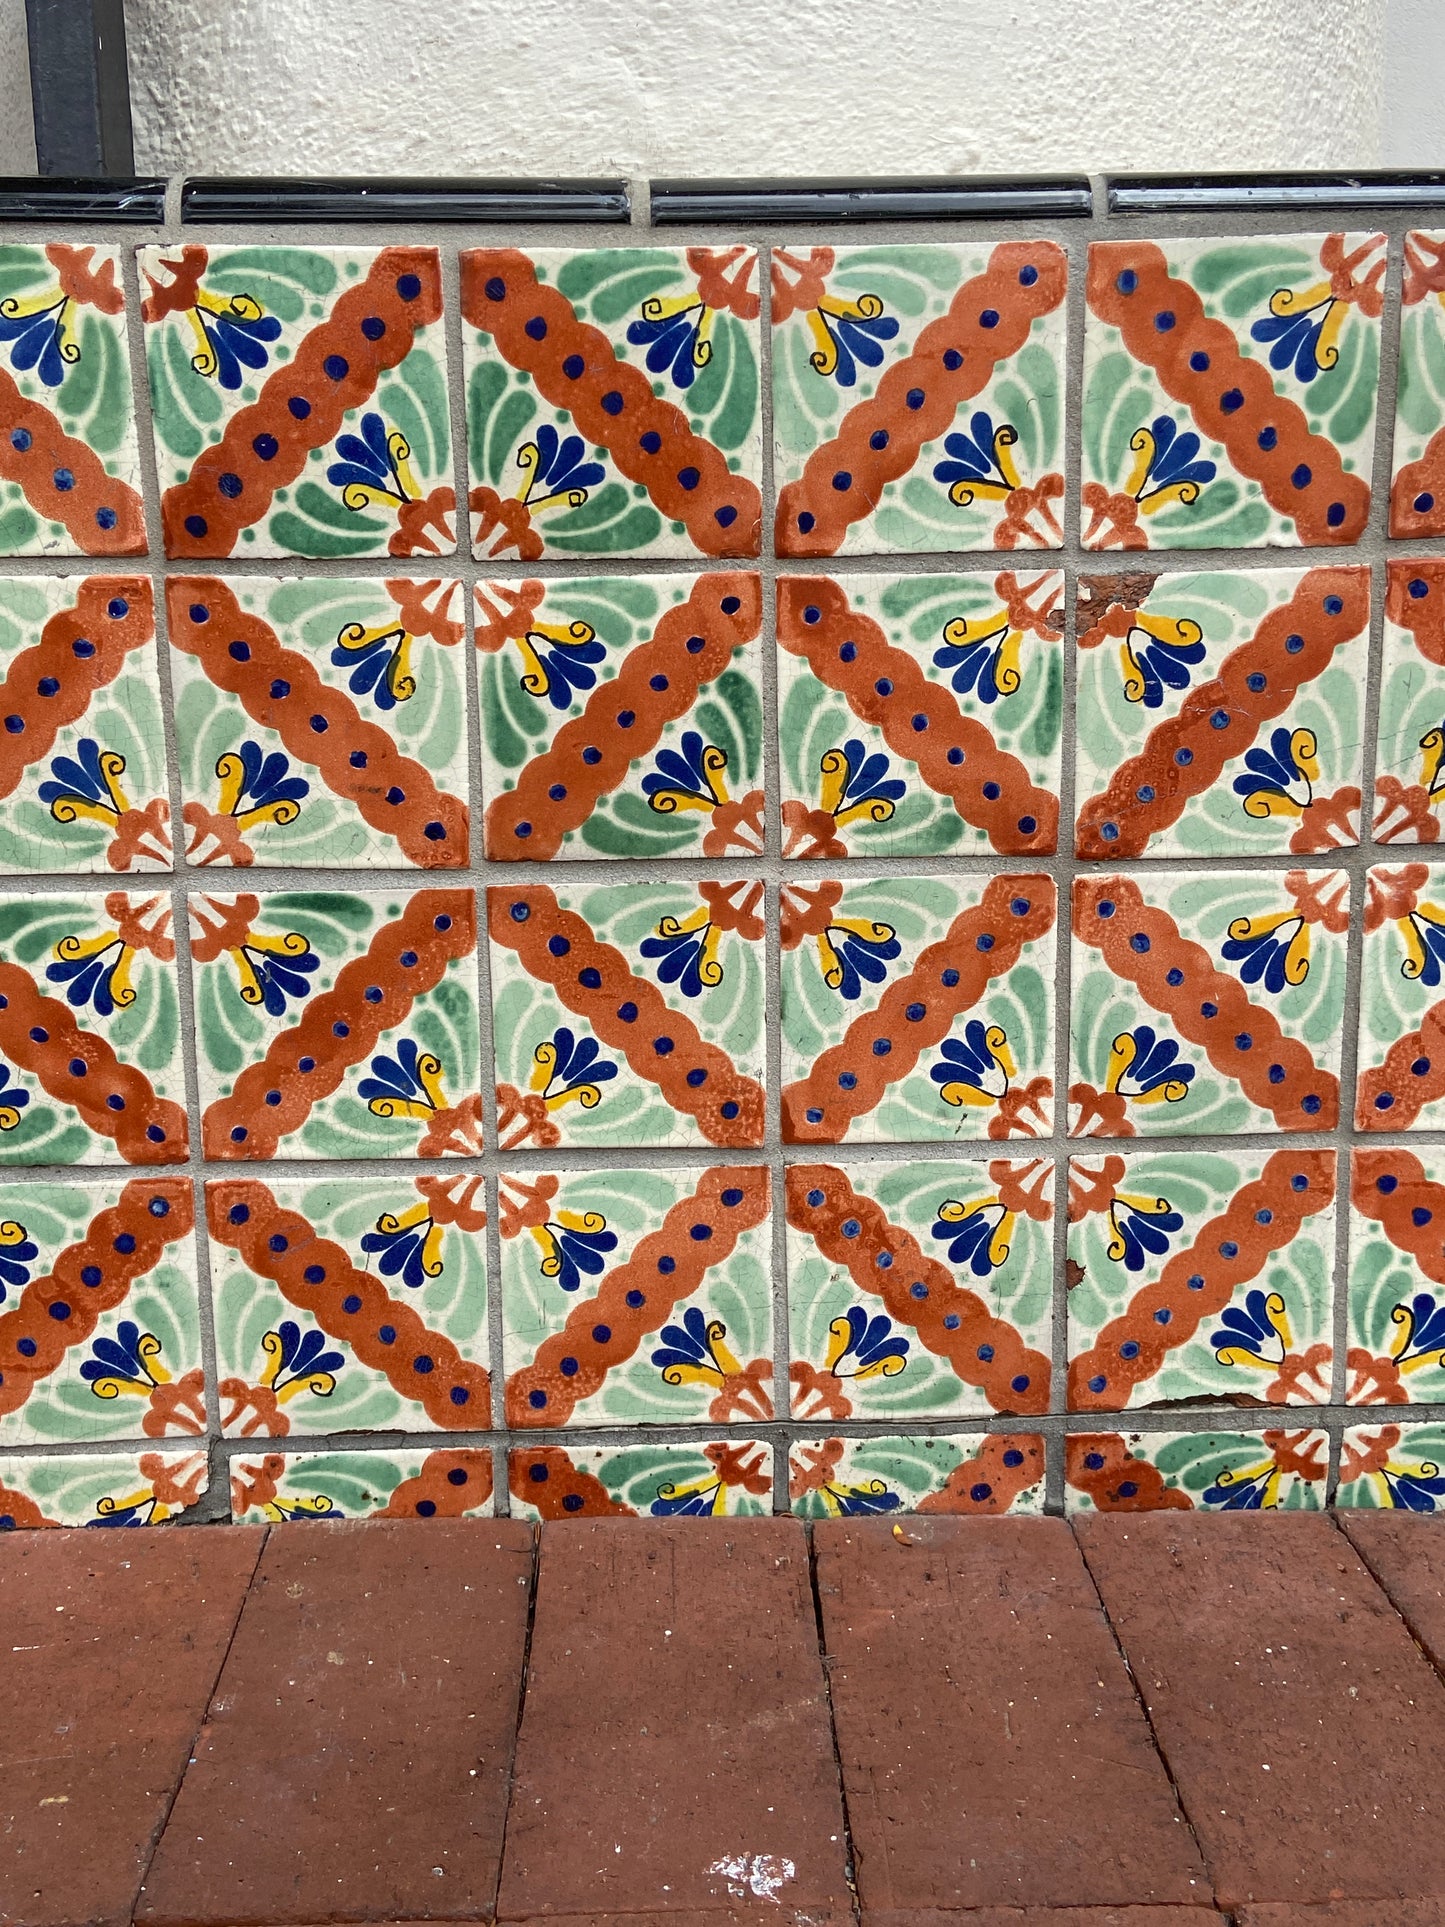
[
  {"xmin": 780, "ymin": 872, "xmax": 1055, "ymax": 1144},
  {"xmin": 777, "ymin": 570, "xmax": 1062, "ymax": 858},
  {"xmin": 460, "ymin": 246, "xmax": 762, "ymax": 560},
  {"xmin": 230, "ymin": 1445, "xmax": 495, "ymax": 1523},
  {"xmin": 140, "ymin": 243, "xmax": 452, "ymax": 559},
  {"xmin": 1374, "ymin": 560, "xmax": 1445, "ymax": 843},
  {"xmin": 1066, "ymin": 1147, "xmax": 1336, "ymax": 1413},
  {"xmin": 1356, "ymin": 863, "xmax": 1445, "ymax": 1129},
  {"xmin": 1070, "ymin": 870, "xmax": 1347, "ymax": 1137},
  {"xmin": 1347, "ymin": 1145, "xmax": 1445, "ymax": 1407},
  {"xmin": 500, "ymin": 1163, "xmax": 770, "ymax": 1429},
  {"xmin": 189, "ymin": 886, "xmax": 480, "ymax": 1160},
  {"xmin": 1338, "ymin": 1423, "xmax": 1445, "ymax": 1509},
  {"xmin": 507, "ymin": 1439, "xmax": 773, "ymax": 1519},
  {"xmin": 489, "ymin": 880, "xmax": 766, "ymax": 1149},
  {"xmin": 771, "ymin": 240, "xmax": 1068, "ymax": 556},
  {"xmin": 208, "ymin": 1174, "xmax": 489, "ymax": 1437},
  {"xmin": 0, "ymin": 576, "xmax": 169, "ymax": 872},
  {"xmin": 784, "ymin": 1158, "xmax": 1052, "ymax": 1419},
  {"xmin": 0, "ymin": 891, "xmax": 187, "ymax": 1165},
  {"xmin": 1074, "ymin": 565, "xmax": 1368, "ymax": 858},
  {"xmin": 168, "ymin": 575, "xmax": 469, "ymax": 868},
  {"xmin": 1065, "ymin": 1427, "xmax": 1327, "ymax": 1511},
  {"xmin": 1390, "ymin": 232, "xmax": 1445, "ymax": 536},
  {"xmin": 1082, "ymin": 233, "xmax": 1384, "ymax": 549},
  {"xmin": 476, "ymin": 570, "xmax": 764, "ymax": 859},
  {"xmin": 0, "ymin": 1176, "xmax": 199, "ymax": 1446},
  {"xmin": 0, "ymin": 1445, "xmax": 206, "ymax": 1527},
  {"xmin": 0, "ymin": 242, "xmax": 145, "ymax": 556},
  {"xmin": 787, "ymin": 1433, "xmax": 1044, "ymax": 1517}
]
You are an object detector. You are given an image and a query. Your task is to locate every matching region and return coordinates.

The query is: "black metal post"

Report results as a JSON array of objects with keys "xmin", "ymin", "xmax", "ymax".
[{"xmin": 25, "ymin": 0, "xmax": 135, "ymax": 177}]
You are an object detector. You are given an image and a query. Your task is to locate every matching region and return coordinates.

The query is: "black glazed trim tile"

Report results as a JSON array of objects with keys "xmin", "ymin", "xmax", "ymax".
[
  {"xmin": 0, "ymin": 177, "xmax": 166, "ymax": 222},
  {"xmin": 651, "ymin": 176, "xmax": 1093, "ymax": 222},
  {"xmin": 181, "ymin": 177, "xmax": 631, "ymax": 223},
  {"xmin": 1109, "ymin": 172, "xmax": 1445, "ymax": 212}
]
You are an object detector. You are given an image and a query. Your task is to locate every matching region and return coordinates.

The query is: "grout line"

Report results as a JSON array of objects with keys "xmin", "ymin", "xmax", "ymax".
[
  {"xmin": 492, "ymin": 1519, "xmax": 542, "ymax": 1916},
  {"xmin": 1329, "ymin": 1507, "xmax": 1445, "ymax": 1695},
  {"xmin": 805, "ymin": 1521, "xmax": 863, "ymax": 1923}
]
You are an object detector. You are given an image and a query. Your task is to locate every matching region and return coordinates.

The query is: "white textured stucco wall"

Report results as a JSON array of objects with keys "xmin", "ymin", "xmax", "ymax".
[{"xmin": 121, "ymin": 0, "xmax": 1390, "ymax": 180}]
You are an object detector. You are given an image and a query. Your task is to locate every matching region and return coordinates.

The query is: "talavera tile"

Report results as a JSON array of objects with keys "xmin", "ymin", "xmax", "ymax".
[
  {"xmin": 770, "ymin": 240, "xmax": 1068, "ymax": 556},
  {"xmin": 168, "ymin": 575, "xmax": 469, "ymax": 868},
  {"xmin": 1347, "ymin": 1147, "xmax": 1445, "ymax": 1407},
  {"xmin": 0, "ymin": 891, "xmax": 187, "ymax": 1165},
  {"xmin": 776, "ymin": 571, "xmax": 1062, "ymax": 859},
  {"xmin": 0, "ymin": 576, "xmax": 169, "ymax": 872},
  {"xmin": 488, "ymin": 879, "xmax": 766, "ymax": 1149},
  {"xmin": 508, "ymin": 1439, "xmax": 773, "ymax": 1519},
  {"xmin": 230, "ymin": 1445, "xmax": 494, "ymax": 1522},
  {"xmin": 1070, "ymin": 870, "xmax": 1348, "ymax": 1137},
  {"xmin": 0, "ymin": 241, "xmax": 145, "ymax": 557},
  {"xmin": 1073, "ymin": 565, "xmax": 1368, "ymax": 858},
  {"xmin": 1082, "ymin": 233, "xmax": 1384, "ymax": 548},
  {"xmin": 1338, "ymin": 1423, "xmax": 1445, "ymax": 1509},
  {"xmin": 189, "ymin": 887, "xmax": 480, "ymax": 1161},
  {"xmin": 476, "ymin": 570, "xmax": 764, "ymax": 860},
  {"xmin": 1374, "ymin": 560, "xmax": 1445, "ymax": 843},
  {"xmin": 461, "ymin": 246, "xmax": 763, "ymax": 559},
  {"xmin": 0, "ymin": 1445, "xmax": 207, "ymax": 1527},
  {"xmin": 208, "ymin": 1174, "xmax": 489, "ymax": 1438},
  {"xmin": 140, "ymin": 243, "xmax": 452, "ymax": 560},
  {"xmin": 780, "ymin": 872, "xmax": 1055, "ymax": 1144},
  {"xmin": 784, "ymin": 1159, "xmax": 1052, "ymax": 1420},
  {"xmin": 500, "ymin": 1164, "xmax": 771, "ymax": 1429},
  {"xmin": 1065, "ymin": 1428, "xmax": 1327, "ymax": 1511},
  {"xmin": 1066, "ymin": 1148, "xmax": 1337, "ymax": 1413},
  {"xmin": 0, "ymin": 1178, "xmax": 200, "ymax": 1447},
  {"xmin": 1356, "ymin": 863, "xmax": 1445, "ymax": 1130},
  {"xmin": 788, "ymin": 1433, "xmax": 1044, "ymax": 1517},
  {"xmin": 1390, "ymin": 232, "xmax": 1445, "ymax": 536}
]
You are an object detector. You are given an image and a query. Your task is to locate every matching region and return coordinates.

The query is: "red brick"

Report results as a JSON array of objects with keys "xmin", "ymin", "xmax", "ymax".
[
  {"xmin": 1339, "ymin": 1512, "xmax": 1445, "ymax": 1674},
  {"xmin": 137, "ymin": 1518, "xmax": 533, "ymax": 1925},
  {"xmin": 862, "ymin": 1911, "xmax": 1219, "ymax": 1926},
  {"xmin": 0, "ymin": 1522, "xmax": 262, "ymax": 1927},
  {"xmin": 814, "ymin": 1515, "xmax": 1208, "ymax": 1915},
  {"xmin": 496, "ymin": 1517, "xmax": 851, "ymax": 1925},
  {"xmin": 1076, "ymin": 1513, "xmax": 1445, "ymax": 1908},
  {"xmin": 1237, "ymin": 1905, "xmax": 1445, "ymax": 1925}
]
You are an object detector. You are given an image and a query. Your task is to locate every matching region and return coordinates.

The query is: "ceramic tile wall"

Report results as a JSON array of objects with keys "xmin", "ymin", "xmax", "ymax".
[{"xmin": 5, "ymin": 204, "xmax": 1445, "ymax": 1526}]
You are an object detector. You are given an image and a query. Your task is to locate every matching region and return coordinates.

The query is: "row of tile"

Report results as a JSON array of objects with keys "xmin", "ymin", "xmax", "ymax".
[
  {"xmin": 7, "ymin": 233, "xmax": 1445, "ymax": 562},
  {"xmin": 8, "ymin": 562, "xmax": 1445, "ymax": 869},
  {"xmin": 0, "ymin": 867, "xmax": 1441, "ymax": 1160}
]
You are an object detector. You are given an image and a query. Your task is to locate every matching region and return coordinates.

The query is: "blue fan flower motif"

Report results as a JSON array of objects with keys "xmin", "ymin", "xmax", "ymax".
[
  {"xmin": 1211, "ymin": 1288, "xmax": 1292, "ymax": 1370},
  {"xmin": 260, "ymin": 1320, "xmax": 345, "ymax": 1403},
  {"xmin": 213, "ymin": 740, "xmax": 309, "ymax": 830},
  {"xmin": 1117, "ymin": 613, "xmax": 1208, "ymax": 708},
  {"xmin": 0, "ymin": 289, "xmax": 76, "ymax": 388},
  {"xmin": 326, "ymin": 410, "xmax": 420, "ymax": 511},
  {"xmin": 802, "ymin": 288, "xmax": 900, "ymax": 387},
  {"xmin": 930, "ymin": 1019, "xmax": 1013, "ymax": 1110},
  {"xmin": 1232, "ymin": 725, "xmax": 1318, "ymax": 820},
  {"xmin": 824, "ymin": 1306, "xmax": 909, "ymax": 1381},
  {"xmin": 46, "ymin": 930, "xmax": 136, "ymax": 1018},
  {"xmin": 80, "ymin": 1320, "xmax": 168, "ymax": 1398},
  {"xmin": 932, "ymin": 612, "xmax": 1023, "ymax": 704},
  {"xmin": 1250, "ymin": 279, "xmax": 1344, "ymax": 383},
  {"xmin": 821, "ymin": 1476, "xmax": 903, "ymax": 1517},
  {"xmin": 359, "ymin": 1037, "xmax": 449, "ymax": 1119},
  {"xmin": 1401, "ymin": 900, "xmax": 1445, "ymax": 990},
  {"xmin": 86, "ymin": 1492, "xmax": 165, "ymax": 1528},
  {"xmin": 39, "ymin": 737, "xmax": 129, "ymax": 828},
  {"xmin": 1220, "ymin": 911, "xmax": 1311, "ymax": 994},
  {"xmin": 642, "ymin": 732, "xmax": 730, "ymax": 816},
  {"xmin": 1105, "ymin": 1192, "xmax": 1184, "ymax": 1273},
  {"xmin": 1388, "ymin": 1292, "xmax": 1445, "ymax": 1375},
  {"xmin": 641, "ymin": 907, "xmax": 724, "ymax": 999},
  {"xmin": 331, "ymin": 618, "xmax": 417, "ymax": 710},
  {"xmin": 361, "ymin": 1201, "xmax": 443, "ymax": 1290},
  {"xmin": 1104, "ymin": 1026, "xmax": 1195, "ymax": 1108},
  {"xmin": 1202, "ymin": 1454, "xmax": 1287, "ymax": 1510},
  {"xmin": 626, "ymin": 293, "xmax": 719, "ymax": 389},
  {"xmin": 932, "ymin": 411, "xmax": 1022, "ymax": 507},
  {"xmin": 515, "ymin": 421, "xmax": 606, "ymax": 514},
  {"xmin": 0, "ymin": 1217, "xmax": 37, "ymax": 1300},
  {"xmin": 817, "ymin": 915, "xmax": 902, "ymax": 1001},
  {"xmin": 932, "ymin": 1196, "xmax": 1015, "ymax": 1277},
  {"xmin": 513, "ymin": 614, "xmax": 607, "ymax": 710},
  {"xmin": 185, "ymin": 285, "xmax": 282, "ymax": 390},
  {"xmin": 651, "ymin": 1472, "xmax": 732, "ymax": 1516},
  {"xmin": 0, "ymin": 1063, "xmax": 32, "ymax": 1138},
  {"xmin": 231, "ymin": 927, "xmax": 320, "ymax": 1018},
  {"xmin": 652, "ymin": 1305, "xmax": 742, "ymax": 1388},
  {"xmin": 817, "ymin": 739, "xmax": 906, "ymax": 827},
  {"xmin": 529, "ymin": 1026, "xmax": 618, "ymax": 1112},
  {"xmin": 1125, "ymin": 414, "xmax": 1216, "ymax": 514},
  {"xmin": 532, "ymin": 1209, "xmax": 618, "ymax": 1293},
  {"xmin": 1380, "ymin": 1458, "xmax": 1445, "ymax": 1512}
]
